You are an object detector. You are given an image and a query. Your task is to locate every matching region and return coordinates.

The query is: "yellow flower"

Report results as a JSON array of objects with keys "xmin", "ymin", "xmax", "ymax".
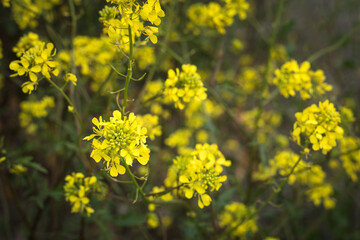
[
  {"xmin": 164, "ymin": 143, "xmax": 231, "ymax": 208},
  {"xmin": 64, "ymin": 173, "xmax": 104, "ymax": 216},
  {"xmin": 163, "ymin": 64, "xmax": 207, "ymax": 110},
  {"xmin": 65, "ymin": 73, "xmax": 77, "ymax": 86},
  {"xmin": 9, "ymin": 164, "xmax": 27, "ymax": 175},
  {"xmin": 84, "ymin": 111, "xmax": 150, "ymax": 177},
  {"xmin": 292, "ymin": 100, "xmax": 344, "ymax": 154},
  {"xmin": 219, "ymin": 202, "xmax": 257, "ymax": 239},
  {"xmin": 273, "ymin": 60, "xmax": 332, "ymax": 100}
]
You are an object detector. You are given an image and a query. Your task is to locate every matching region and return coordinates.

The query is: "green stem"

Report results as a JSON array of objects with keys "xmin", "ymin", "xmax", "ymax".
[
  {"xmin": 121, "ymin": 25, "xmax": 134, "ymax": 117},
  {"xmin": 123, "ymin": 162, "xmax": 149, "ymax": 203},
  {"xmin": 307, "ymin": 21, "xmax": 360, "ymax": 63},
  {"xmin": 244, "ymin": 0, "xmax": 285, "ymax": 204}
]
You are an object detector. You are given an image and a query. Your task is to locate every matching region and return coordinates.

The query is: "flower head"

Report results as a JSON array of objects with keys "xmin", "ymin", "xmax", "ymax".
[
  {"xmin": 292, "ymin": 100, "xmax": 344, "ymax": 154},
  {"xmin": 84, "ymin": 111, "xmax": 150, "ymax": 177}
]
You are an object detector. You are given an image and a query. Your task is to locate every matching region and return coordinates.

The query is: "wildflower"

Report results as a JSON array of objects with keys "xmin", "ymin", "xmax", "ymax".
[
  {"xmin": 10, "ymin": 38, "xmax": 59, "ymax": 94},
  {"xmin": 19, "ymin": 96, "xmax": 55, "ymax": 134},
  {"xmin": 339, "ymin": 137, "xmax": 360, "ymax": 182},
  {"xmin": 254, "ymin": 151, "xmax": 336, "ymax": 208},
  {"xmin": 64, "ymin": 173, "xmax": 104, "ymax": 216},
  {"xmin": 292, "ymin": 100, "xmax": 344, "ymax": 154},
  {"xmin": 84, "ymin": 111, "xmax": 150, "ymax": 177},
  {"xmin": 64, "ymin": 73, "xmax": 77, "ymax": 86},
  {"xmin": 137, "ymin": 114, "xmax": 162, "ymax": 140},
  {"xmin": 273, "ymin": 60, "xmax": 332, "ymax": 99},
  {"xmin": 219, "ymin": 202, "xmax": 258, "ymax": 239},
  {"xmin": 163, "ymin": 64, "xmax": 207, "ymax": 110},
  {"xmin": 165, "ymin": 128, "xmax": 192, "ymax": 149},
  {"xmin": 164, "ymin": 143, "xmax": 231, "ymax": 208}
]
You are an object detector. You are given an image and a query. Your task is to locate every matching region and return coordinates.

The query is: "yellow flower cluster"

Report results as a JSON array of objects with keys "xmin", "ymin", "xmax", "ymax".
[
  {"xmin": 339, "ymin": 137, "xmax": 360, "ymax": 182},
  {"xmin": 57, "ymin": 36, "xmax": 116, "ymax": 91},
  {"xmin": 64, "ymin": 172, "xmax": 104, "ymax": 216},
  {"xmin": 273, "ymin": 60, "xmax": 332, "ymax": 100},
  {"xmin": 164, "ymin": 144, "xmax": 231, "ymax": 208},
  {"xmin": 292, "ymin": 100, "xmax": 344, "ymax": 154},
  {"xmin": 9, "ymin": 0, "xmax": 61, "ymax": 29},
  {"xmin": 10, "ymin": 33, "xmax": 59, "ymax": 94},
  {"xmin": 100, "ymin": 0, "xmax": 165, "ymax": 46},
  {"xmin": 19, "ymin": 96, "xmax": 55, "ymax": 134},
  {"xmin": 187, "ymin": 0, "xmax": 249, "ymax": 34},
  {"xmin": 218, "ymin": 202, "xmax": 258, "ymax": 239},
  {"xmin": 165, "ymin": 128, "xmax": 192, "ymax": 149},
  {"xmin": 163, "ymin": 64, "xmax": 207, "ymax": 110},
  {"xmin": 136, "ymin": 114, "xmax": 162, "ymax": 140},
  {"xmin": 184, "ymin": 99, "xmax": 223, "ymax": 129},
  {"xmin": 84, "ymin": 111, "xmax": 150, "ymax": 177},
  {"xmin": 254, "ymin": 151, "xmax": 336, "ymax": 209}
]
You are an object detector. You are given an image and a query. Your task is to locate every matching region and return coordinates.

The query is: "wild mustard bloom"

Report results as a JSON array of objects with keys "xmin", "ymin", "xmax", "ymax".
[
  {"xmin": 273, "ymin": 60, "xmax": 332, "ymax": 99},
  {"xmin": 64, "ymin": 173, "xmax": 104, "ymax": 216},
  {"xmin": 164, "ymin": 144, "xmax": 231, "ymax": 208},
  {"xmin": 292, "ymin": 100, "xmax": 344, "ymax": 154},
  {"xmin": 59, "ymin": 36, "xmax": 117, "ymax": 91},
  {"xmin": 187, "ymin": 0, "xmax": 249, "ymax": 34},
  {"xmin": 254, "ymin": 151, "xmax": 336, "ymax": 209},
  {"xmin": 339, "ymin": 137, "xmax": 360, "ymax": 182},
  {"xmin": 163, "ymin": 64, "xmax": 207, "ymax": 110},
  {"xmin": 219, "ymin": 202, "xmax": 258, "ymax": 239},
  {"xmin": 100, "ymin": 0, "xmax": 165, "ymax": 46},
  {"xmin": 10, "ymin": 0, "xmax": 61, "ymax": 29},
  {"xmin": 19, "ymin": 96, "xmax": 55, "ymax": 134},
  {"xmin": 10, "ymin": 37, "xmax": 59, "ymax": 94},
  {"xmin": 84, "ymin": 111, "xmax": 150, "ymax": 177},
  {"xmin": 136, "ymin": 114, "xmax": 162, "ymax": 140},
  {"xmin": 64, "ymin": 73, "xmax": 77, "ymax": 86},
  {"xmin": 165, "ymin": 128, "xmax": 192, "ymax": 149}
]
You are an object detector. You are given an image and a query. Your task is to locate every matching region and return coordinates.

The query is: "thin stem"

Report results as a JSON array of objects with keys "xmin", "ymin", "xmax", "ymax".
[
  {"xmin": 245, "ymin": 0, "xmax": 285, "ymax": 204},
  {"xmin": 307, "ymin": 21, "xmax": 360, "ymax": 63},
  {"xmin": 121, "ymin": 25, "xmax": 134, "ymax": 116},
  {"xmin": 123, "ymin": 161, "xmax": 149, "ymax": 203}
]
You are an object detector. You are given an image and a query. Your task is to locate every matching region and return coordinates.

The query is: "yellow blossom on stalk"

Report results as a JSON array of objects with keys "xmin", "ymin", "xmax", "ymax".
[
  {"xmin": 10, "ymin": 0, "xmax": 61, "ymax": 29},
  {"xmin": 339, "ymin": 137, "xmax": 360, "ymax": 182},
  {"xmin": 19, "ymin": 96, "xmax": 55, "ymax": 134},
  {"xmin": 273, "ymin": 60, "xmax": 332, "ymax": 100},
  {"xmin": 306, "ymin": 184, "xmax": 336, "ymax": 209},
  {"xmin": 164, "ymin": 144, "xmax": 231, "ymax": 208},
  {"xmin": 101, "ymin": 0, "xmax": 165, "ymax": 46},
  {"xmin": 137, "ymin": 114, "xmax": 162, "ymax": 140},
  {"xmin": 292, "ymin": 100, "xmax": 344, "ymax": 154},
  {"xmin": 187, "ymin": 0, "xmax": 249, "ymax": 34},
  {"xmin": 219, "ymin": 202, "xmax": 257, "ymax": 239},
  {"xmin": 84, "ymin": 111, "xmax": 150, "ymax": 177},
  {"xmin": 187, "ymin": 3, "xmax": 233, "ymax": 34},
  {"xmin": 254, "ymin": 151, "xmax": 336, "ymax": 209},
  {"xmin": 64, "ymin": 73, "xmax": 77, "ymax": 86},
  {"xmin": 10, "ymin": 36, "xmax": 59, "ymax": 94},
  {"xmin": 223, "ymin": 0, "xmax": 250, "ymax": 20},
  {"xmin": 9, "ymin": 164, "xmax": 27, "ymax": 175},
  {"xmin": 2, "ymin": 0, "xmax": 10, "ymax": 7},
  {"xmin": 163, "ymin": 64, "xmax": 207, "ymax": 110},
  {"xmin": 64, "ymin": 173, "xmax": 105, "ymax": 216},
  {"xmin": 57, "ymin": 36, "xmax": 117, "ymax": 91}
]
